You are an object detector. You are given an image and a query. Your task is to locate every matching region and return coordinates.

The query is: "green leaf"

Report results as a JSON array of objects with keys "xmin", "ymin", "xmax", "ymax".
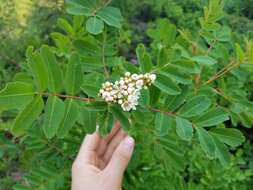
[
  {"xmin": 0, "ymin": 82, "xmax": 34, "ymax": 110},
  {"xmin": 57, "ymin": 18, "xmax": 74, "ymax": 35},
  {"xmin": 195, "ymin": 107, "xmax": 229, "ymax": 127},
  {"xmin": 132, "ymin": 109, "xmax": 154, "ymax": 125},
  {"xmin": 57, "ymin": 99, "xmax": 79, "ymax": 138},
  {"xmin": 13, "ymin": 72, "xmax": 33, "ymax": 83},
  {"xmin": 139, "ymin": 89, "xmax": 150, "ymax": 106},
  {"xmin": 82, "ymin": 108, "xmax": 97, "ymax": 133},
  {"xmin": 98, "ymin": 111, "xmax": 114, "ymax": 136},
  {"xmin": 73, "ymin": 16, "xmax": 85, "ymax": 31},
  {"xmin": 165, "ymin": 86, "xmax": 188, "ymax": 112},
  {"xmin": 160, "ymin": 64, "xmax": 192, "ymax": 84},
  {"xmin": 210, "ymin": 128, "xmax": 245, "ymax": 147},
  {"xmin": 191, "ymin": 56, "xmax": 217, "ymax": 66},
  {"xmin": 81, "ymin": 73, "xmax": 102, "ymax": 97},
  {"xmin": 51, "ymin": 32, "xmax": 72, "ymax": 55},
  {"xmin": 235, "ymin": 43, "xmax": 245, "ymax": 63},
  {"xmin": 175, "ymin": 117, "xmax": 193, "ymax": 141},
  {"xmin": 43, "ymin": 96, "xmax": 65, "ymax": 139},
  {"xmin": 136, "ymin": 44, "xmax": 153, "ymax": 72},
  {"xmin": 154, "ymin": 74, "xmax": 181, "ymax": 95},
  {"xmin": 212, "ymin": 136, "xmax": 231, "ymax": 167},
  {"xmin": 123, "ymin": 62, "xmax": 139, "ymax": 74},
  {"xmin": 86, "ymin": 17, "xmax": 104, "ymax": 35},
  {"xmin": 110, "ymin": 105, "xmax": 130, "ymax": 130},
  {"xmin": 12, "ymin": 96, "xmax": 44, "ymax": 136},
  {"xmin": 196, "ymin": 127, "xmax": 216, "ymax": 157},
  {"xmin": 66, "ymin": 0, "xmax": 94, "ymax": 16},
  {"xmin": 73, "ymin": 39, "xmax": 101, "ymax": 56},
  {"xmin": 147, "ymin": 19, "xmax": 177, "ymax": 47},
  {"xmin": 65, "ymin": 53, "xmax": 83, "ymax": 95},
  {"xmin": 179, "ymin": 96, "xmax": 211, "ymax": 118},
  {"xmin": 81, "ymin": 84, "xmax": 100, "ymax": 98},
  {"xmin": 41, "ymin": 46, "xmax": 63, "ymax": 93},
  {"xmin": 157, "ymin": 48, "xmax": 169, "ymax": 67},
  {"xmin": 85, "ymin": 102, "xmax": 108, "ymax": 111},
  {"xmin": 174, "ymin": 59, "xmax": 199, "ymax": 74},
  {"xmin": 27, "ymin": 52, "xmax": 49, "ymax": 92},
  {"xmin": 155, "ymin": 113, "xmax": 174, "ymax": 136},
  {"xmin": 97, "ymin": 6, "xmax": 123, "ymax": 28}
]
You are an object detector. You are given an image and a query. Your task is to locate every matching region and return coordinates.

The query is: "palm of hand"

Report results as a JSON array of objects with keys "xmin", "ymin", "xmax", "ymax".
[{"xmin": 72, "ymin": 123, "xmax": 134, "ymax": 190}]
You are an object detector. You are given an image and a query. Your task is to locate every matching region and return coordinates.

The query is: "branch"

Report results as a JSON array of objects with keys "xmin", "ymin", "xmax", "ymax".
[
  {"xmin": 38, "ymin": 92, "xmax": 97, "ymax": 103},
  {"xmin": 203, "ymin": 60, "xmax": 240, "ymax": 85}
]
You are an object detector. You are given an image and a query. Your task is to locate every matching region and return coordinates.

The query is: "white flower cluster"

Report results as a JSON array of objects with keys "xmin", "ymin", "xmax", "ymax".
[{"xmin": 98, "ymin": 72, "xmax": 156, "ymax": 111}]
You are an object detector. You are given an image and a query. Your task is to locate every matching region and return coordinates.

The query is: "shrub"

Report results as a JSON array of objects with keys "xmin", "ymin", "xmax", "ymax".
[{"xmin": 0, "ymin": 0, "xmax": 253, "ymax": 189}]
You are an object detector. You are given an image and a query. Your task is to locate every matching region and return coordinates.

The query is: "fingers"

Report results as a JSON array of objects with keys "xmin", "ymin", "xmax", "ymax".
[
  {"xmin": 75, "ymin": 132, "xmax": 101, "ymax": 165},
  {"xmin": 102, "ymin": 128, "xmax": 127, "ymax": 166},
  {"xmin": 96, "ymin": 122, "xmax": 121, "ymax": 157},
  {"xmin": 105, "ymin": 121, "xmax": 121, "ymax": 143},
  {"xmin": 103, "ymin": 136, "xmax": 135, "ymax": 183}
]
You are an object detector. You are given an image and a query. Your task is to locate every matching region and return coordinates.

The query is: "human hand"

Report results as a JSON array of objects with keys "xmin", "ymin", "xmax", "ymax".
[{"xmin": 71, "ymin": 122, "xmax": 135, "ymax": 190}]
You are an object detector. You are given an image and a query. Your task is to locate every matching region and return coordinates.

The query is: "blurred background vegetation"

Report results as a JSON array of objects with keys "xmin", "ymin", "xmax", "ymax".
[
  {"xmin": 0, "ymin": 0, "xmax": 253, "ymax": 189},
  {"xmin": 1, "ymin": 0, "xmax": 253, "ymax": 87}
]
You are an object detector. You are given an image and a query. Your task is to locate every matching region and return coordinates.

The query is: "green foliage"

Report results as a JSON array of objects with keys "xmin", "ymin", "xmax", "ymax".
[
  {"xmin": 1, "ymin": 0, "xmax": 253, "ymax": 190},
  {"xmin": 66, "ymin": 0, "xmax": 123, "ymax": 34}
]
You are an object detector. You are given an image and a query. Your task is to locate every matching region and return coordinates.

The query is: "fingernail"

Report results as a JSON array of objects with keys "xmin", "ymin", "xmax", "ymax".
[
  {"xmin": 95, "ymin": 124, "xmax": 100, "ymax": 132},
  {"xmin": 92, "ymin": 125, "xmax": 100, "ymax": 136},
  {"xmin": 122, "ymin": 136, "xmax": 135, "ymax": 149}
]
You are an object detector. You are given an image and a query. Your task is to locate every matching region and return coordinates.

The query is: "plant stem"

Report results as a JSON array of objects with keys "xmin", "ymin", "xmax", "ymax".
[
  {"xmin": 92, "ymin": 0, "xmax": 112, "ymax": 16},
  {"xmin": 38, "ymin": 92, "xmax": 97, "ymax": 103},
  {"xmin": 203, "ymin": 60, "xmax": 240, "ymax": 85},
  {"xmin": 150, "ymin": 62, "xmax": 171, "ymax": 74},
  {"xmin": 212, "ymin": 88, "xmax": 232, "ymax": 101}
]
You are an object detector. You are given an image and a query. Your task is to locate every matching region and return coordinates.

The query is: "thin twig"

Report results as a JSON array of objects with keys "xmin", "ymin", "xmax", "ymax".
[
  {"xmin": 38, "ymin": 92, "xmax": 97, "ymax": 103},
  {"xmin": 203, "ymin": 61, "xmax": 240, "ymax": 85},
  {"xmin": 212, "ymin": 88, "xmax": 232, "ymax": 101}
]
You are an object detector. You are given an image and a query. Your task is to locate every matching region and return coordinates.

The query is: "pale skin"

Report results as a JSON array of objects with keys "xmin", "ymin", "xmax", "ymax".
[{"xmin": 71, "ymin": 122, "xmax": 135, "ymax": 190}]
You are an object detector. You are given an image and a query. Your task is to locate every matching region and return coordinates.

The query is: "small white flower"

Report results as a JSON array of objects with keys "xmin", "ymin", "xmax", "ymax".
[
  {"xmin": 99, "ymin": 72, "xmax": 156, "ymax": 111},
  {"xmin": 110, "ymin": 90, "xmax": 117, "ymax": 96},
  {"xmin": 121, "ymin": 101, "xmax": 132, "ymax": 111},
  {"xmin": 123, "ymin": 90, "xmax": 128, "ymax": 96},
  {"xmin": 136, "ymin": 80, "xmax": 144, "ymax": 89},
  {"xmin": 128, "ymin": 95, "xmax": 136, "ymax": 102},
  {"xmin": 127, "ymin": 87, "xmax": 135, "ymax": 94},
  {"xmin": 119, "ymin": 80, "xmax": 125, "ymax": 86},
  {"xmin": 131, "ymin": 74, "xmax": 138, "ymax": 80},
  {"xmin": 128, "ymin": 83, "xmax": 134, "ymax": 88},
  {"xmin": 105, "ymin": 81, "xmax": 111, "ymax": 86},
  {"xmin": 125, "ymin": 72, "xmax": 131, "ymax": 77},
  {"xmin": 150, "ymin": 74, "xmax": 156, "ymax": 82}
]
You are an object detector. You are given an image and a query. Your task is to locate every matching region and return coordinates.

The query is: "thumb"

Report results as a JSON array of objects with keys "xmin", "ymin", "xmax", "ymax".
[{"xmin": 103, "ymin": 136, "xmax": 135, "ymax": 182}]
